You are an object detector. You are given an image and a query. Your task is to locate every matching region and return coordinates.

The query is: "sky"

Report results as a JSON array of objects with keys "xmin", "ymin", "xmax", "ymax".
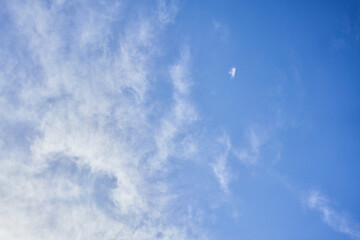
[{"xmin": 0, "ymin": 0, "xmax": 360, "ymax": 239}]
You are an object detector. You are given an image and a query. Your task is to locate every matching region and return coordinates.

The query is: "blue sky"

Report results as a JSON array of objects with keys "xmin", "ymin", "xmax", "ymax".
[{"xmin": 0, "ymin": 0, "xmax": 360, "ymax": 239}]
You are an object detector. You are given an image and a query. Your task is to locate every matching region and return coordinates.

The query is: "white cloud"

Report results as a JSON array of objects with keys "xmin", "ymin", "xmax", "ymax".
[
  {"xmin": 233, "ymin": 127, "xmax": 264, "ymax": 165},
  {"xmin": 0, "ymin": 1, "xmax": 212, "ymax": 239},
  {"xmin": 153, "ymin": 47, "xmax": 198, "ymax": 168},
  {"xmin": 229, "ymin": 67, "xmax": 236, "ymax": 78},
  {"xmin": 305, "ymin": 191, "xmax": 360, "ymax": 240},
  {"xmin": 212, "ymin": 133, "xmax": 232, "ymax": 193}
]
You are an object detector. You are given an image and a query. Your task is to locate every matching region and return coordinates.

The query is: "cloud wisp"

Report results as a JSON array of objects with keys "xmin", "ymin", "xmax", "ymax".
[
  {"xmin": 305, "ymin": 191, "xmax": 360, "ymax": 240},
  {"xmin": 0, "ymin": 1, "xmax": 222, "ymax": 239},
  {"xmin": 212, "ymin": 133, "xmax": 232, "ymax": 194},
  {"xmin": 233, "ymin": 127, "xmax": 264, "ymax": 166}
]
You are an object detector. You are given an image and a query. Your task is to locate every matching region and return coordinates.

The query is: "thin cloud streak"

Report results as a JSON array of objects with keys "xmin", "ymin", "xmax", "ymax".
[
  {"xmin": 305, "ymin": 191, "xmax": 360, "ymax": 240},
  {"xmin": 233, "ymin": 127, "xmax": 264, "ymax": 165},
  {"xmin": 212, "ymin": 133, "xmax": 232, "ymax": 194}
]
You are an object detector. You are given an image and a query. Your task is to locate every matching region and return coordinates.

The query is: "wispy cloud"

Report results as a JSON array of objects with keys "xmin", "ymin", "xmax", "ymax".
[
  {"xmin": 153, "ymin": 47, "xmax": 198, "ymax": 167},
  {"xmin": 305, "ymin": 191, "xmax": 360, "ymax": 240},
  {"xmin": 233, "ymin": 127, "xmax": 264, "ymax": 165},
  {"xmin": 0, "ymin": 1, "xmax": 210, "ymax": 239},
  {"xmin": 212, "ymin": 133, "xmax": 232, "ymax": 193}
]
